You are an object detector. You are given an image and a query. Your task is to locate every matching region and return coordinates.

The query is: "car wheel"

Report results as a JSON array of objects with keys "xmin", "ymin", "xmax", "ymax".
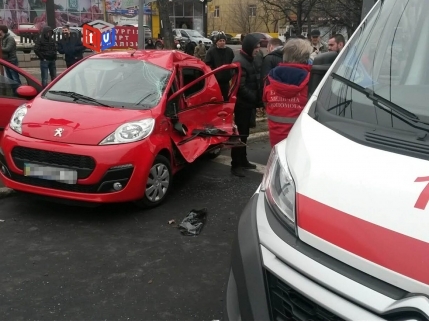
[
  {"xmin": 155, "ymin": 41, "xmax": 163, "ymax": 50},
  {"xmin": 134, "ymin": 155, "xmax": 172, "ymax": 208},
  {"xmin": 206, "ymin": 147, "xmax": 222, "ymax": 159}
]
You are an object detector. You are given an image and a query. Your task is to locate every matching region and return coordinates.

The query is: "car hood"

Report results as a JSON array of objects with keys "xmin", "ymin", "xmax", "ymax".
[
  {"xmin": 286, "ymin": 112, "xmax": 429, "ymax": 294},
  {"xmin": 21, "ymin": 99, "xmax": 154, "ymax": 145}
]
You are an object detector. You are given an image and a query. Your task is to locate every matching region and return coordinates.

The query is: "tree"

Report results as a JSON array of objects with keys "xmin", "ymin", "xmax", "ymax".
[
  {"xmin": 316, "ymin": 0, "xmax": 362, "ymax": 38},
  {"xmin": 157, "ymin": 0, "xmax": 174, "ymax": 49},
  {"xmin": 226, "ymin": 0, "xmax": 263, "ymax": 33},
  {"xmin": 258, "ymin": 1, "xmax": 280, "ymax": 33},
  {"xmin": 258, "ymin": 0, "xmax": 320, "ymax": 35}
]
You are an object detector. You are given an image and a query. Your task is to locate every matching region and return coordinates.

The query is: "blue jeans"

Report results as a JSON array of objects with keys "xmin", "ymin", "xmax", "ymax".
[
  {"xmin": 40, "ymin": 60, "xmax": 57, "ymax": 87},
  {"xmin": 4, "ymin": 58, "xmax": 21, "ymax": 86}
]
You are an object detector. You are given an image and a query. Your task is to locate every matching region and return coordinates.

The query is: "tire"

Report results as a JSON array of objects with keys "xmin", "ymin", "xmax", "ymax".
[
  {"xmin": 206, "ymin": 146, "xmax": 222, "ymax": 160},
  {"xmin": 134, "ymin": 155, "xmax": 172, "ymax": 208},
  {"xmin": 155, "ymin": 41, "xmax": 164, "ymax": 50}
]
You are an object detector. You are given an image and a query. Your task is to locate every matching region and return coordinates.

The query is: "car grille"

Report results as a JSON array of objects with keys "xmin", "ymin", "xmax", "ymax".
[
  {"xmin": 265, "ymin": 270, "xmax": 343, "ymax": 321},
  {"xmin": 11, "ymin": 147, "xmax": 96, "ymax": 179}
]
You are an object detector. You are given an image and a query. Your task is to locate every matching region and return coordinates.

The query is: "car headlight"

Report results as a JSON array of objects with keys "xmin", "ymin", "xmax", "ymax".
[
  {"xmin": 261, "ymin": 144, "xmax": 296, "ymax": 233},
  {"xmin": 99, "ymin": 118, "xmax": 155, "ymax": 145},
  {"xmin": 10, "ymin": 104, "xmax": 28, "ymax": 134}
]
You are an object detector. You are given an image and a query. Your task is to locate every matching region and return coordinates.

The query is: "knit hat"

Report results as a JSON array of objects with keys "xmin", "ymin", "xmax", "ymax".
[{"xmin": 216, "ymin": 33, "xmax": 227, "ymax": 42}]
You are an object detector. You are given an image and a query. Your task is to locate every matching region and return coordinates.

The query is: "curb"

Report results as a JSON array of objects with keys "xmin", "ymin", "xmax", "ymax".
[{"xmin": 0, "ymin": 187, "xmax": 15, "ymax": 199}]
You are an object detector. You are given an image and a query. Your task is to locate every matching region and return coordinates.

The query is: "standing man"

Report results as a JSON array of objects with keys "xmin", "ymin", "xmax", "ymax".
[
  {"xmin": 328, "ymin": 34, "xmax": 346, "ymax": 53},
  {"xmin": 0, "ymin": 25, "xmax": 21, "ymax": 85},
  {"xmin": 57, "ymin": 25, "xmax": 85, "ymax": 68},
  {"xmin": 204, "ymin": 33, "xmax": 235, "ymax": 101},
  {"xmin": 34, "ymin": 26, "xmax": 57, "ymax": 88},
  {"xmin": 230, "ymin": 34, "xmax": 261, "ymax": 177},
  {"xmin": 194, "ymin": 40, "xmax": 206, "ymax": 60},
  {"xmin": 309, "ymin": 29, "xmax": 327, "ymax": 60},
  {"xmin": 260, "ymin": 37, "xmax": 283, "ymax": 83}
]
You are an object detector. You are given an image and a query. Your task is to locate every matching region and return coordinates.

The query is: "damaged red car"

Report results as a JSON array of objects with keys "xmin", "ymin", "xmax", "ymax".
[{"xmin": 0, "ymin": 51, "xmax": 241, "ymax": 207}]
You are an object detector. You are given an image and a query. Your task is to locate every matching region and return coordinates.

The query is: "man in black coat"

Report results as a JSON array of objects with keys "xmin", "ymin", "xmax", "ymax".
[
  {"xmin": 230, "ymin": 33, "xmax": 262, "ymax": 177},
  {"xmin": 204, "ymin": 33, "xmax": 235, "ymax": 101},
  {"xmin": 260, "ymin": 37, "xmax": 284, "ymax": 83},
  {"xmin": 56, "ymin": 25, "xmax": 85, "ymax": 68},
  {"xmin": 34, "ymin": 26, "xmax": 57, "ymax": 88}
]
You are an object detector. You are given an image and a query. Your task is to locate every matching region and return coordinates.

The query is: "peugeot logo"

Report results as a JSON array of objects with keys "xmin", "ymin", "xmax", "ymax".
[{"xmin": 54, "ymin": 128, "xmax": 64, "ymax": 137}]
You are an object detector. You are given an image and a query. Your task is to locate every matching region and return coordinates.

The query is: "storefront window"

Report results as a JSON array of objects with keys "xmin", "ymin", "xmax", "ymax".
[
  {"xmin": 184, "ymin": 0, "xmax": 193, "ymax": 16},
  {"xmin": 174, "ymin": 0, "xmax": 183, "ymax": 16},
  {"xmin": 194, "ymin": 2, "xmax": 203, "ymax": 16}
]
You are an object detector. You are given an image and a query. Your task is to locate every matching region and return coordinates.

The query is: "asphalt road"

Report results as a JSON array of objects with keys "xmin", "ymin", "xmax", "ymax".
[{"xmin": 0, "ymin": 138, "xmax": 271, "ymax": 320}]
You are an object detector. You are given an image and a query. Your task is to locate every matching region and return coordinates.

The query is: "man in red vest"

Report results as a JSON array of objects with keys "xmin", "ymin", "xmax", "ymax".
[{"xmin": 263, "ymin": 38, "xmax": 313, "ymax": 147}]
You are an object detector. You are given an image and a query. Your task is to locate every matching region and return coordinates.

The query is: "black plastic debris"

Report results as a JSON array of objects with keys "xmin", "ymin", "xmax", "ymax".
[{"xmin": 178, "ymin": 208, "xmax": 208, "ymax": 236}]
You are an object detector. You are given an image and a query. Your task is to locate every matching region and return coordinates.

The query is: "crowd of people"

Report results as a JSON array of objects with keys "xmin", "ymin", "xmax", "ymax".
[
  {"xmin": 203, "ymin": 30, "xmax": 346, "ymax": 177},
  {"xmin": 0, "ymin": 23, "xmax": 85, "ymax": 88}
]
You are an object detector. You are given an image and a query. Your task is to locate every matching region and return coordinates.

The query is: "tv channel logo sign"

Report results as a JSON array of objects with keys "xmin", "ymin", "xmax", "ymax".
[{"xmin": 83, "ymin": 20, "xmax": 116, "ymax": 52}]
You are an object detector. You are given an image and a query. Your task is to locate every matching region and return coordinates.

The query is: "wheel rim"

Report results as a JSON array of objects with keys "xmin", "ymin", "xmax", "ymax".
[{"xmin": 145, "ymin": 163, "xmax": 170, "ymax": 202}]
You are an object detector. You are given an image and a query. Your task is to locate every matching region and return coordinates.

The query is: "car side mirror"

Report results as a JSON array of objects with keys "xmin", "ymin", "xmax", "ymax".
[
  {"xmin": 308, "ymin": 51, "xmax": 338, "ymax": 98},
  {"xmin": 16, "ymin": 85, "xmax": 38, "ymax": 98}
]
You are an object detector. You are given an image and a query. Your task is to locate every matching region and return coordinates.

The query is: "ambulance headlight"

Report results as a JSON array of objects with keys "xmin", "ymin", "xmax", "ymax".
[{"xmin": 261, "ymin": 142, "xmax": 296, "ymax": 233}]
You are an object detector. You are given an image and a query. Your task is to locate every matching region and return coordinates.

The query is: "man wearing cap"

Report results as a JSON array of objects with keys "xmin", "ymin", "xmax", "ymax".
[
  {"xmin": 230, "ymin": 34, "xmax": 262, "ymax": 177},
  {"xmin": 309, "ymin": 29, "xmax": 327, "ymax": 60},
  {"xmin": 204, "ymin": 33, "xmax": 235, "ymax": 101}
]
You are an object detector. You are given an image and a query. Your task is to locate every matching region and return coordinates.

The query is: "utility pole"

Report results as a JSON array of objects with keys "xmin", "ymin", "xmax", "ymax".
[
  {"xmin": 157, "ymin": 0, "xmax": 174, "ymax": 49},
  {"xmin": 138, "ymin": 0, "xmax": 146, "ymax": 49},
  {"xmin": 46, "ymin": 0, "xmax": 56, "ymax": 28}
]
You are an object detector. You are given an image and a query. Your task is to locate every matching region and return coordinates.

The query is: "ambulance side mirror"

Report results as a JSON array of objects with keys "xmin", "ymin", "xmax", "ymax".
[{"xmin": 308, "ymin": 51, "xmax": 338, "ymax": 98}]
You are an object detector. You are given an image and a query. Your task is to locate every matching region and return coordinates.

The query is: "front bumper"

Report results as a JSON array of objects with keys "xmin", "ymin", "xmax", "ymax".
[
  {"xmin": 0, "ymin": 130, "xmax": 158, "ymax": 203},
  {"xmin": 226, "ymin": 189, "xmax": 429, "ymax": 320}
]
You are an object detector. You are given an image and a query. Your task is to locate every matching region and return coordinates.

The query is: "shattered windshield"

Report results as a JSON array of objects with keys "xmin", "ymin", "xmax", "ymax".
[
  {"xmin": 45, "ymin": 58, "xmax": 171, "ymax": 109},
  {"xmin": 318, "ymin": 0, "xmax": 429, "ymax": 128}
]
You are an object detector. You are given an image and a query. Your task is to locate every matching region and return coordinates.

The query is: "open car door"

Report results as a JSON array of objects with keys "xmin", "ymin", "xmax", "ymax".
[
  {"xmin": 0, "ymin": 59, "xmax": 42, "ymax": 136},
  {"xmin": 167, "ymin": 63, "xmax": 241, "ymax": 163}
]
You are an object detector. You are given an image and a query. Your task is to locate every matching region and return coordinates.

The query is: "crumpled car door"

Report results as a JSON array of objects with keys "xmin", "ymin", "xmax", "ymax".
[{"xmin": 167, "ymin": 63, "xmax": 241, "ymax": 163}]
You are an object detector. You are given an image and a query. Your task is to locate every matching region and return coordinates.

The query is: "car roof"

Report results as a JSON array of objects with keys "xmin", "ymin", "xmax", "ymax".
[{"xmin": 88, "ymin": 50, "xmax": 196, "ymax": 70}]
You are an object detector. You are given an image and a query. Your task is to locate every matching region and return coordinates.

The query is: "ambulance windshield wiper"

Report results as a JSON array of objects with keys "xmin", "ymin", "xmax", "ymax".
[
  {"xmin": 48, "ymin": 91, "xmax": 113, "ymax": 107},
  {"xmin": 331, "ymin": 73, "xmax": 419, "ymax": 121}
]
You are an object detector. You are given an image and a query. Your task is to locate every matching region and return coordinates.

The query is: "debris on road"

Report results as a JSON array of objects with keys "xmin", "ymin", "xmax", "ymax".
[
  {"xmin": 148, "ymin": 279, "xmax": 153, "ymax": 284},
  {"xmin": 178, "ymin": 208, "xmax": 207, "ymax": 236},
  {"xmin": 168, "ymin": 219, "xmax": 175, "ymax": 225}
]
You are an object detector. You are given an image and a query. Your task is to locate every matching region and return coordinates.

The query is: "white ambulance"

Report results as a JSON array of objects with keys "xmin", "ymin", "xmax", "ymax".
[{"xmin": 226, "ymin": 0, "xmax": 429, "ymax": 320}]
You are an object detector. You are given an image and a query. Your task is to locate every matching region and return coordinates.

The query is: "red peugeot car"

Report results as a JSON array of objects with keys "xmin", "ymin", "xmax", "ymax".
[{"xmin": 0, "ymin": 51, "xmax": 241, "ymax": 208}]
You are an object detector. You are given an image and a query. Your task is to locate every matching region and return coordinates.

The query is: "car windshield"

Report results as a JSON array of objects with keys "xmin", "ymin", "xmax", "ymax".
[
  {"xmin": 318, "ymin": 0, "xmax": 429, "ymax": 129},
  {"xmin": 45, "ymin": 58, "xmax": 171, "ymax": 109},
  {"xmin": 187, "ymin": 30, "xmax": 203, "ymax": 38}
]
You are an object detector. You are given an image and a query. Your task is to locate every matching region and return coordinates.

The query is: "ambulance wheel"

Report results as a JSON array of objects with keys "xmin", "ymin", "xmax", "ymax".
[{"xmin": 135, "ymin": 155, "xmax": 172, "ymax": 208}]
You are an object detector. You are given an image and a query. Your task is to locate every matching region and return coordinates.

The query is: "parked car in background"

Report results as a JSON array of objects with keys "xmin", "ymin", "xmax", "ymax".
[
  {"xmin": 250, "ymin": 32, "xmax": 272, "ymax": 47},
  {"xmin": 231, "ymin": 34, "xmax": 241, "ymax": 44},
  {"xmin": 0, "ymin": 51, "xmax": 242, "ymax": 208},
  {"xmin": 13, "ymin": 23, "xmax": 40, "ymax": 50},
  {"xmin": 8, "ymin": 29, "xmax": 33, "ymax": 54},
  {"xmin": 174, "ymin": 29, "xmax": 212, "ymax": 49},
  {"xmin": 225, "ymin": 33, "xmax": 233, "ymax": 44}
]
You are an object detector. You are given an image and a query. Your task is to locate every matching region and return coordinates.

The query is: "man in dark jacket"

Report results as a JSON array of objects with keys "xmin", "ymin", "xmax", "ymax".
[
  {"xmin": 205, "ymin": 33, "xmax": 235, "ymax": 101},
  {"xmin": 56, "ymin": 25, "xmax": 85, "ymax": 68},
  {"xmin": 34, "ymin": 26, "xmax": 57, "ymax": 88},
  {"xmin": 260, "ymin": 37, "xmax": 283, "ymax": 83},
  {"xmin": 230, "ymin": 33, "xmax": 262, "ymax": 177},
  {"xmin": 0, "ymin": 24, "xmax": 21, "ymax": 86}
]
